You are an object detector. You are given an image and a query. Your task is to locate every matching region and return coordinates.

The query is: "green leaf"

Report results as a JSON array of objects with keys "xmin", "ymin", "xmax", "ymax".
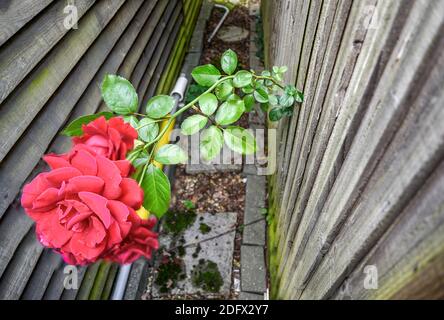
[
  {"xmin": 215, "ymin": 95, "xmax": 245, "ymax": 125},
  {"xmin": 284, "ymin": 84, "xmax": 297, "ymax": 96},
  {"xmin": 279, "ymin": 94, "xmax": 294, "ymax": 107},
  {"xmin": 146, "ymin": 95, "xmax": 175, "ymax": 119},
  {"xmin": 141, "ymin": 164, "xmax": 171, "ymax": 218},
  {"xmin": 122, "ymin": 115, "xmax": 139, "ymax": 128},
  {"xmin": 215, "ymin": 80, "xmax": 233, "ymax": 101},
  {"xmin": 101, "ymin": 75, "xmax": 138, "ymax": 115},
  {"xmin": 254, "ymin": 87, "xmax": 269, "ymax": 103},
  {"xmin": 241, "ymin": 84, "xmax": 254, "ymax": 94},
  {"xmin": 181, "ymin": 115, "xmax": 208, "ymax": 135},
  {"xmin": 198, "ymin": 93, "xmax": 218, "ymax": 116},
  {"xmin": 223, "ymin": 126, "xmax": 256, "ymax": 155},
  {"xmin": 220, "ymin": 49, "xmax": 238, "ymax": 75},
  {"xmin": 243, "ymin": 94, "xmax": 255, "ymax": 112},
  {"xmin": 154, "ymin": 144, "xmax": 187, "ymax": 164},
  {"xmin": 268, "ymin": 94, "xmax": 278, "ymax": 106},
  {"xmin": 200, "ymin": 126, "xmax": 223, "ymax": 161},
  {"xmin": 62, "ymin": 112, "xmax": 114, "ymax": 136},
  {"xmin": 233, "ymin": 70, "xmax": 252, "ymax": 88},
  {"xmin": 295, "ymin": 91, "xmax": 304, "ymax": 103},
  {"xmin": 191, "ymin": 64, "xmax": 221, "ymax": 87},
  {"xmin": 269, "ymin": 107, "xmax": 284, "ymax": 121},
  {"xmin": 138, "ymin": 117, "xmax": 159, "ymax": 143}
]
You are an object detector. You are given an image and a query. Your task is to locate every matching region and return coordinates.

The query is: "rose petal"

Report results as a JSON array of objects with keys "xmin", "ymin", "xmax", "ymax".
[
  {"xmin": 78, "ymin": 191, "xmax": 112, "ymax": 228},
  {"xmin": 45, "ymin": 167, "xmax": 82, "ymax": 186},
  {"xmin": 66, "ymin": 175, "xmax": 104, "ymax": 194},
  {"xmin": 96, "ymin": 155, "xmax": 122, "ymax": 199},
  {"xmin": 118, "ymin": 178, "xmax": 144, "ymax": 209},
  {"xmin": 70, "ymin": 149, "xmax": 97, "ymax": 176}
]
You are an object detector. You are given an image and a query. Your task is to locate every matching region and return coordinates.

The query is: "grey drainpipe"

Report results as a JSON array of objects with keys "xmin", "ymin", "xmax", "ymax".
[{"xmin": 111, "ymin": 74, "xmax": 188, "ymax": 300}]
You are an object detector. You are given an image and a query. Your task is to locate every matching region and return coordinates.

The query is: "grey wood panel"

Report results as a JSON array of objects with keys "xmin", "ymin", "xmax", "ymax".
[
  {"xmin": 0, "ymin": 0, "xmax": 94, "ymax": 104},
  {"xmin": 0, "ymin": 0, "xmax": 124, "ymax": 163},
  {"xmin": 0, "ymin": 0, "xmax": 54, "ymax": 46}
]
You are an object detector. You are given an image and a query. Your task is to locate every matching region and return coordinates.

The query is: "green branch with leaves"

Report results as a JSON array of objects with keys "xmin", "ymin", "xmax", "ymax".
[{"xmin": 62, "ymin": 49, "xmax": 303, "ymax": 219}]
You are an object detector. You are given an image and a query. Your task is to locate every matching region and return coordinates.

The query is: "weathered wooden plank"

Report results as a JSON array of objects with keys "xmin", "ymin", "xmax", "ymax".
[
  {"xmin": 117, "ymin": 0, "xmax": 164, "ymax": 79},
  {"xmin": 130, "ymin": 0, "xmax": 178, "ymax": 92},
  {"xmin": 0, "ymin": 0, "xmax": 144, "ymax": 219},
  {"xmin": 59, "ymin": 266, "xmax": 87, "ymax": 300},
  {"xmin": 137, "ymin": 4, "xmax": 183, "ymax": 110},
  {"xmin": 0, "ymin": 0, "xmax": 124, "ymax": 163},
  {"xmin": 141, "ymin": 13, "xmax": 183, "ymax": 107},
  {"xmin": 333, "ymin": 160, "xmax": 444, "ymax": 300},
  {"xmin": 0, "ymin": 0, "xmax": 94, "ymax": 103},
  {"xmin": 280, "ymin": 0, "xmax": 433, "ymax": 298},
  {"xmin": 0, "ymin": 0, "xmax": 54, "ymax": 46},
  {"xmin": 42, "ymin": 263, "xmax": 73, "ymax": 300},
  {"xmin": 276, "ymin": 0, "xmax": 361, "ymax": 281},
  {"xmin": 273, "ymin": 0, "xmax": 344, "ymax": 261},
  {"xmin": 296, "ymin": 1, "xmax": 444, "ymax": 299},
  {"xmin": 0, "ymin": 206, "xmax": 34, "ymax": 279},
  {"xmin": 21, "ymin": 250, "xmax": 62, "ymax": 300},
  {"xmin": 0, "ymin": 0, "xmax": 144, "ymax": 295},
  {"xmin": 0, "ymin": 228, "xmax": 43, "ymax": 299}
]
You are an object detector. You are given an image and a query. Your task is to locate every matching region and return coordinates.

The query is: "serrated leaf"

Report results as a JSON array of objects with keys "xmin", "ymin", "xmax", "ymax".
[
  {"xmin": 221, "ymin": 49, "xmax": 238, "ymax": 75},
  {"xmin": 198, "ymin": 93, "xmax": 218, "ymax": 116},
  {"xmin": 223, "ymin": 126, "xmax": 256, "ymax": 155},
  {"xmin": 191, "ymin": 64, "xmax": 221, "ymax": 87},
  {"xmin": 154, "ymin": 144, "xmax": 187, "ymax": 164},
  {"xmin": 233, "ymin": 70, "xmax": 252, "ymax": 88},
  {"xmin": 181, "ymin": 115, "xmax": 208, "ymax": 135},
  {"xmin": 62, "ymin": 112, "xmax": 114, "ymax": 137},
  {"xmin": 141, "ymin": 164, "xmax": 171, "ymax": 218},
  {"xmin": 122, "ymin": 115, "xmax": 139, "ymax": 128},
  {"xmin": 254, "ymin": 88, "xmax": 269, "ymax": 103},
  {"xmin": 200, "ymin": 126, "xmax": 223, "ymax": 161},
  {"xmin": 215, "ymin": 95, "xmax": 245, "ymax": 125},
  {"xmin": 146, "ymin": 95, "xmax": 175, "ymax": 119},
  {"xmin": 138, "ymin": 117, "xmax": 159, "ymax": 143},
  {"xmin": 101, "ymin": 75, "xmax": 138, "ymax": 115},
  {"xmin": 243, "ymin": 94, "xmax": 255, "ymax": 112},
  {"xmin": 215, "ymin": 80, "xmax": 233, "ymax": 101}
]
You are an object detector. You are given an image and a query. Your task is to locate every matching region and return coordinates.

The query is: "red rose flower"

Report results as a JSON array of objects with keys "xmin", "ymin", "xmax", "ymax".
[
  {"xmin": 73, "ymin": 116, "xmax": 138, "ymax": 161},
  {"xmin": 106, "ymin": 213, "xmax": 159, "ymax": 264},
  {"xmin": 21, "ymin": 147, "xmax": 158, "ymax": 265}
]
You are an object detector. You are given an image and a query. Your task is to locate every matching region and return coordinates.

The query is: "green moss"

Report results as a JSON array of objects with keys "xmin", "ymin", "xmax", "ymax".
[
  {"xmin": 178, "ymin": 246, "xmax": 186, "ymax": 257},
  {"xmin": 191, "ymin": 259, "xmax": 223, "ymax": 293},
  {"xmin": 155, "ymin": 257, "xmax": 186, "ymax": 293},
  {"xmin": 199, "ymin": 223, "xmax": 211, "ymax": 234},
  {"xmin": 163, "ymin": 209, "xmax": 197, "ymax": 235},
  {"xmin": 192, "ymin": 244, "xmax": 202, "ymax": 258}
]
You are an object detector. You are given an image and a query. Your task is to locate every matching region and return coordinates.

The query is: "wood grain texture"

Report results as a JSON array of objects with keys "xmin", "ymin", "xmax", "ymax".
[
  {"xmin": 0, "ymin": 0, "xmax": 54, "ymax": 46},
  {"xmin": 263, "ymin": 0, "xmax": 444, "ymax": 299},
  {"xmin": 0, "ymin": 0, "xmax": 124, "ymax": 163},
  {"xmin": 0, "ymin": 0, "xmax": 94, "ymax": 104}
]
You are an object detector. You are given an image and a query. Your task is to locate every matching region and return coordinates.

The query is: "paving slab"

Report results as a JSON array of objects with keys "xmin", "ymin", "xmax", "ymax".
[
  {"xmin": 244, "ymin": 175, "xmax": 266, "ymax": 224},
  {"xmin": 152, "ymin": 212, "xmax": 238, "ymax": 297},
  {"xmin": 241, "ymin": 245, "xmax": 266, "ymax": 293},
  {"xmin": 239, "ymin": 291, "xmax": 264, "ymax": 300},
  {"xmin": 243, "ymin": 219, "xmax": 266, "ymax": 246}
]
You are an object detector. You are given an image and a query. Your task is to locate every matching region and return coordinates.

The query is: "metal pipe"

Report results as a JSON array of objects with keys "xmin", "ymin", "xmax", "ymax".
[
  {"xmin": 207, "ymin": 4, "xmax": 230, "ymax": 43},
  {"xmin": 110, "ymin": 74, "xmax": 188, "ymax": 300}
]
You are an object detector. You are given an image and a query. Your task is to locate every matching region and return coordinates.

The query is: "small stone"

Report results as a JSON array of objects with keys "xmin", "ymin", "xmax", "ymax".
[{"xmin": 217, "ymin": 26, "xmax": 249, "ymax": 43}]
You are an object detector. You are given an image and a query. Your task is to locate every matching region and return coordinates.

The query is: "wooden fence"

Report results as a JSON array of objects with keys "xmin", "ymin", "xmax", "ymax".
[
  {"xmin": 0, "ymin": 0, "xmax": 202, "ymax": 300},
  {"xmin": 262, "ymin": 0, "xmax": 444, "ymax": 299}
]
